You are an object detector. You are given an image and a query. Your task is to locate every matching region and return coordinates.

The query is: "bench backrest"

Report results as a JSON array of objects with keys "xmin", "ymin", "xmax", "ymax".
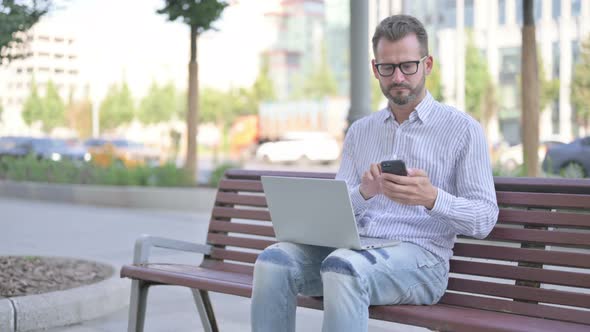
[{"xmin": 204, "ymin": 169, "xmax": 590, "ymax": 325}]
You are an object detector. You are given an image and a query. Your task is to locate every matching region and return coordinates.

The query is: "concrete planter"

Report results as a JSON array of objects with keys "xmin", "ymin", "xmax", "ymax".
[{"xmin": 0, "ymin": 180, "xmax": 217, "ymax": 212}]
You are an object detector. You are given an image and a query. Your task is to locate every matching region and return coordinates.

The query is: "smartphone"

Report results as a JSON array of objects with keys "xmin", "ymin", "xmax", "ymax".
[{"xmin": 380, "ymin": 160, "xmax": 408, "ymax": 176}]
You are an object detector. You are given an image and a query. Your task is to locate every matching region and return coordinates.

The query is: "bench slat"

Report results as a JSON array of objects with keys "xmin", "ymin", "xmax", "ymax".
[
  {"xmin": 207, "ymin": 233, "xmax": 275, "ymax": 250},
  {"xmin": 218, "ymin": 179, "xmax": 263, "ymax": 192},
  {"xmin": 453, "ymin": 243, "xmax": 590, "ymax": 269},
  {"xmin": 439, "ymin": 292, "xmax": 590, "ymax": 325},
  {"xmin": 215, "ymin": 192, "xmax": 267, "ymax": 207},
  {"xmin": 447, "ymin": 277, "xmax": 590, "ymax": 308},
  {"xmin": 211, "ymin": 207, "xmax": 271, "ymax": 221},
  {"xmin": 224, "ymin": 169, "xmax": 334, "ymax": 180},
  {"xmin": 210, "ymin": 247, "xmax": 258, "ymax": 264},
  {"xmin": 208, "ymin": 220, "xmax": 275, "ymax": 237},
  {"xmin": 498, "ymin": 209, "xmax": 590, "ymax": 228},
  {"xmin": 486, "ymin": 227, "xmax": 590, "ymax": 247},
  {"xmin": 496, "ymin": 191, "xmax": 590, "ymax": 209},
  {"xmin": 450, "ymin": 260, "xmax": 590, "ymax": 288}
]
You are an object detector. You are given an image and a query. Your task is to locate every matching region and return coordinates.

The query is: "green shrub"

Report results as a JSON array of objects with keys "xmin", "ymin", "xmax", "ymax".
[
  {"xmin": 0, "ymin": 157, "xmax": 195, "ymax": 187},
  {"xmin": 209, "ymin": 162, "xmax": 241, "ymax": 187}
]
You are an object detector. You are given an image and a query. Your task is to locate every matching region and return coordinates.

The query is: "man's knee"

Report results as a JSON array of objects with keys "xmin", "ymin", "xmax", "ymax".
[
  {"xmin": 320, "ymin": 256, "xmax": 359, "ymax": 277},
  {"xmin": 256, "ymin": 245, "xmax": 294, "ymax": 267}
]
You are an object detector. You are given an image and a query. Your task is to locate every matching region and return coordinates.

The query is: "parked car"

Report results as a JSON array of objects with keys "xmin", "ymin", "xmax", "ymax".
[
  {"xmin": 542, "ymin": 136, "xmax": 590, "ymax": 178},
  {"xmin": 496, "ymin": 140, "xmax": 565, "ymax": 171},
  {"xmin": 84, "ymin": 138, "xmax": 160, "ymax": 168},
  {"xmin": 255, "ymin": 131, "xmax": 341, "ymax": 165},
  {"xmin": 0, "ymin": 136, "xmax": 91, "ymax": 163}
]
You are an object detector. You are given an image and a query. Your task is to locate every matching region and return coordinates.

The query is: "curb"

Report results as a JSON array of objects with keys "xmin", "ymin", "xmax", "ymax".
[
  {"xmin": 0, "ymin": 180, "xmax": 217, "ymax": 212},
  {"xmin": 0, "ymin": 298, "xmax": 15, "ymax": 332},
  {"xmin": 2, "ymin": 262, "xmax": 129, "ymax": 332}
]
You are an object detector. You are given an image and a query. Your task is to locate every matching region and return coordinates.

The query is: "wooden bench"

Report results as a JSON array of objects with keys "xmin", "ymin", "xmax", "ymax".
[{"xmin": 121, "ymin": 169, "xmax": 590, "ymax": 332}]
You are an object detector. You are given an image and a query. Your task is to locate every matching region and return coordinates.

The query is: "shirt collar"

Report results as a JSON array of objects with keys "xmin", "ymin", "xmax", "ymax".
[{"xmin": 381, "ymin": 90, "xmax": 436, "ymax": 124}]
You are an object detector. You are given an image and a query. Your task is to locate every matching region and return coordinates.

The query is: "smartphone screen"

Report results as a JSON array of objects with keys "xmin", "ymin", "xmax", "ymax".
[{"xmin": 380, "ymin": 160, "xmax": 408, "ymax": 176}]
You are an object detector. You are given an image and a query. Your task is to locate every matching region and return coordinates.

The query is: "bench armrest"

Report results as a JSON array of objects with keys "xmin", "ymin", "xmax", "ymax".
[{"xmin": 133, "ymin": 234, "xmax": 212, "ymax": 264}]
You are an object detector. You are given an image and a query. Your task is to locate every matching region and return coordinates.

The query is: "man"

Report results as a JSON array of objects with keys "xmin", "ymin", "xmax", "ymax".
[{"xmin": 251, "ymin": 14, "xmax": 498, "ymax": 332}]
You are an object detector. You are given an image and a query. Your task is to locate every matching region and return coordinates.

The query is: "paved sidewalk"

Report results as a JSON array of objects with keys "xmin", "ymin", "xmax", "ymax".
[{"xmin": 1, "ymin": 197, "xmax": 426, "ymax": 332}]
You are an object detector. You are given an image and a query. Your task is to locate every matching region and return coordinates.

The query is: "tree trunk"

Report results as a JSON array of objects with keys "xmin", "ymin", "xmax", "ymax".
[
  {"xmin": 521, "ymin": 0, "xmax": 540, "ymax": 177},
  {"xmin": 185, "ymin": 25, "xmax": 199, "ymax": 183}
]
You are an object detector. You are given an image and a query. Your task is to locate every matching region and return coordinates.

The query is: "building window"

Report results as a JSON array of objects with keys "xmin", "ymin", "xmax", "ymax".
[
  {"xmin": 465, "ymin": 0, "xmax": 474, "ymax": 27},
  {"xmin": 572, "ymin": 40, "xmax": 580, "ymax": 67},
  {"xmin": 552, "ymin": 41, "xmax": 560, "ymax": 78},
  {"xmin": 535, "ymin": 0, "xmax": 542, "ymax": 21},
  {"xmin": 68, "ymin": 55, "xmax": 77, "ymax": 60},
  {"xmin": 551, "ymin": 100, "xmax": 560, "ymax": 134},
  {"xmin": 499, "ymin": 47, "xmax": 521, "ymax": 84},
  {"xmin": 54, "ymin": 53, "xmax": 64, "ymax": 59},
  {"xmin": 552, "ymin": 0, "xmax": 561, "ymax": 20},
  {"xmin": 440, "ymin": 0, "xmax": 456, "ymax": 28},
  {"xmin": 516, "ymin": 0, "xmax": 523, "ymax": 25},
  {"xmin": 54, "ymin": 37, "xmax": 64, "ymax": 43},
  {"xmin": 54, "ymin": 68, "xmax": 64, "ymax": 74},
  {"xmin": 68, "ymin": 69, "xmax": 78, "ymax": 75},
  {"xmin": 572, "ymin": 0, "xmax": 581, "ymax": 16},
  {"xmin": 38, "ymin": 35, "xmax": 50, "ymax": 41},
  {"xmin": 499, "ymin": 0, "xmax": 506, "ymax": 25}
]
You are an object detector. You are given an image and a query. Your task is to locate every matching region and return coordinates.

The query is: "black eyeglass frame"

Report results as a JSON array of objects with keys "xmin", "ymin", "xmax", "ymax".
[{"xmin": 374, "ymin": 55, "xmax": 429, "ymax": 76}]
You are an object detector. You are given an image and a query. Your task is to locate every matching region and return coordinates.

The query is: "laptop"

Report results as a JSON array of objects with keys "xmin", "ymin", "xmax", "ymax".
[{"xmin": 261, "ymin": 176, "xmax": 400, "ymax": 250}]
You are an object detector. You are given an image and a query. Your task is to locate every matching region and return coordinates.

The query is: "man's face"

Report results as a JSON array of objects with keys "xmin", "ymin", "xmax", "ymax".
[{"xmin": 372, "ymin": 34, "xmax": 432, "ymax": 107}]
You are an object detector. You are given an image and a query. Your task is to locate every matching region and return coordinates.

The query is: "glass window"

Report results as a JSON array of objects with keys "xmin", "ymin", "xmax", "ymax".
[
  {"xmin": 552, "ymin": 0, "xmax": 561, "ymax": 20},
  {"xmin": 516, "ymin": 0, "xmax": 523, "ymax": 25},
  {"xmin": 535, "ymin": 0, "xmax": 542, "ymax": 20},
  {"xmin": 572, "ymin": 40, "xmax": 581, "ymax": 67},
  {"xmin": 465, "ymin": 0, "xmax": 474, "ymax": 27},
  {"xmin": 440, "ymin": 0, "xmax": 456, "ymax": 28},
  {"xmin": 552, "ymin": 41, "xmax": 560, "ymax": 78},
  {"xmin": 499, "ymin": 47, "xmax": 521, "ymax": 84},
  {"xmin": 572, "ymin": 0, "xmax": 581, "ymax": 16},
  {"xmin": 551, "ymin": 101, "xmax": 560, "ymax": 135},
  {"xmin": 499, "ymin": 0, "xmax": 506, "ymax": 25}
]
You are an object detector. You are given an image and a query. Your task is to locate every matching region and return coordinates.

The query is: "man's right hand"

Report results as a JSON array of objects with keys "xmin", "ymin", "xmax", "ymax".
[{"xmin": 359, "ymin": 163, "xmax": 382, "ymax": 200}]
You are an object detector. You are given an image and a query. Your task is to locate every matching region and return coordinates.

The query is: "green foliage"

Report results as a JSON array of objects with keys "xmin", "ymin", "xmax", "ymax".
[
  {"xmin": 138, "ymin": 81, "xmax": 178, "ymax": 124},
  {"xmin": 0, "ymin": 156, "xmax": 195, "ymax": 187},
  {"xmin": 157, "ymin": 0, "xmax": 227, "ymax": 32},
  {"xmin": 99, "ymin": 82, "xmax": 135, "ymax": 131},
  {"xmin": 43, "ymin": 81, "xmax": 66, "ymax": 132},
  {"xmin": 0, "ymin": 0, "xmax": 51, "ymax": 63},
  {"xmin": 571, "ymin": 36, "xmax": 590, "ymax": 125},
  {"xmin": 208, "ymin": 161, "xmax": 240, "ymax": 187},
  {"xmin": 294, "ymin": 43, "xmax": 338, "ymax": 100},
  {"xmin": 22, "ymin": 79, "xmax": 43, "ymax": 126},
  {"xmin": 426, "ymin": 61, "xmax": 444, "ymax": 102},
  {"xmin": 251, "ymin": 54, "xmax": 276, "ymax": 103},
  {"xmin": 21, "ymin": 79, "xmax": 65, "ymax": 133},
  {"xmin": 538, "ymin": 53, "xmax": 559, "ymax": 111},
  {"xmin": 465, "ymin": 33, "xmax": 491, "ymax": 120}
]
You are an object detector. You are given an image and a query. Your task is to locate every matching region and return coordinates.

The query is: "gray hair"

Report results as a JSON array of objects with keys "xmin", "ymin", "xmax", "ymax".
[{"xmin": 371, "ymin": 15, "xmax": 429, "ymax": 57}]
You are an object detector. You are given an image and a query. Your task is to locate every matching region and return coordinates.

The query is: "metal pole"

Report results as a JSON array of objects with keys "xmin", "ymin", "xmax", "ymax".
[{"xmin": 348, "ymin": 0, "xmax": 371, "ymax": 127}]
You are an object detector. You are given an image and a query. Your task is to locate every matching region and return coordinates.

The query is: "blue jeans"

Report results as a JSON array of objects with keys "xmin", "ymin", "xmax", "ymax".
[{"xmin": 251, "ymin": 242, "xmax": 448, "ymax": 332}]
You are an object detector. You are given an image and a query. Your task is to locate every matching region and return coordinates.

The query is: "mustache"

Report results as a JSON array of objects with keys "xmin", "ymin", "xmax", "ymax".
[{"xmin": 388, "ymin": 83, "xmax": 411, "ymax": 89}]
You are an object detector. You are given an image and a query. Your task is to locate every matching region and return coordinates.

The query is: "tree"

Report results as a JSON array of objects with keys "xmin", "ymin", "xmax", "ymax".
[
  {"xmin": 99, "ymin": 82, "xmax": 135, "ymax": 132},
  {"xmin": 21, "ymin": 79, "xmax": 65, "ymax": 133},
  {"xmin": 66, "ymin": 85, "xmax": 92, "ymax": 139},
  {"xmin": 538, "ymin": 54, "xmax": 559, "ymax": 112},
  {"xmin": 571, "ymin": 36, "xmax": 590, "ymax": 134},
  {"xmin": 251, "ymin": 54, "xmax": 276, "ymax": 104},
  {"xmin": 157, "ymin": 0, "xmax": 228, "ymax": 182},
  {"xmin": 464, "ymin": 32, "xmax": 491, "ymax": 121},
  {"xmin": 294, "ymin": 43, "xmax": 339, "ymax": 100},
  {"xmin": 138, "ymin": 81, "xmax": 178, "ymax": 125},
  {"xmin": 521, "ymin": 0, "xmax": 540, "ymax": 176},
  {"xmin": 0, "ymin": 0, "xmax": 51, "ymax": 63},
  {"xmin": 42, "ymin": 80, "xmax": 65, "ymax": 132},
  {"xmin": 22, "ymin": 79, "xmax": 43, "ymax": 127},
  {"xmin": 371, "ymin": 78, "xmax": 384, "ymax": 112},
  {"xmin": 426, "ymin": 60, "xmax": 443, "ymax": 102}
]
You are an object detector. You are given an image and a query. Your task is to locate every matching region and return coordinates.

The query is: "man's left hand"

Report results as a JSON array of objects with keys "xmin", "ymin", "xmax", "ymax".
[{"xmin": 380, "ymin": 168, "xmax": 438, "ymax": 209}]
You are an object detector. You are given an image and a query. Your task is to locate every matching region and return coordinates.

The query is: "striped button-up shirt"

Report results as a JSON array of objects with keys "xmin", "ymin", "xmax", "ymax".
[{"xmin": 336, "ymin": 92, "xmax": 499, "ymax": 262}]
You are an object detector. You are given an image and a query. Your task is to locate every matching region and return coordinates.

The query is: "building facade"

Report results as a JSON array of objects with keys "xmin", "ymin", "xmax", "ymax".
[{"xmin": 0, "ymin": 19, "xmax": 81, "ymax": 135}]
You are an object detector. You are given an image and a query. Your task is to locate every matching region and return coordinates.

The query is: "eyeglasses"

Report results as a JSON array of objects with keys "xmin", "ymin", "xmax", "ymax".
[{"xmin": 374, "ymin": 55, "xmax": 428, "ymax": 76}]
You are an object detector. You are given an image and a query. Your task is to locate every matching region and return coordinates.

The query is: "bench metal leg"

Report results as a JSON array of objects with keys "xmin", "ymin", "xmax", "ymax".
[
  {"xmin": 191, "ymin": 289, "xmax": 219, "ymax": 332},
  {"xmin": 128, "ymin": 280, "xmax": 150, "ymax": 332}
]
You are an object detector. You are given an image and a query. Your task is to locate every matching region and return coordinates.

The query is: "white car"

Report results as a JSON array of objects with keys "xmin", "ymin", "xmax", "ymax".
[{"xmin": 256, "ymin": 132, "xmax": 341, "ymax": 164}]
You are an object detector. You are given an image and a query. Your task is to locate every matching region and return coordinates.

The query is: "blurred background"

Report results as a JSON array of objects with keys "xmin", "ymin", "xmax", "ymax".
[{"xmin": 1, "ymin": 0, "xmax": 589, "ymax": 187}]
